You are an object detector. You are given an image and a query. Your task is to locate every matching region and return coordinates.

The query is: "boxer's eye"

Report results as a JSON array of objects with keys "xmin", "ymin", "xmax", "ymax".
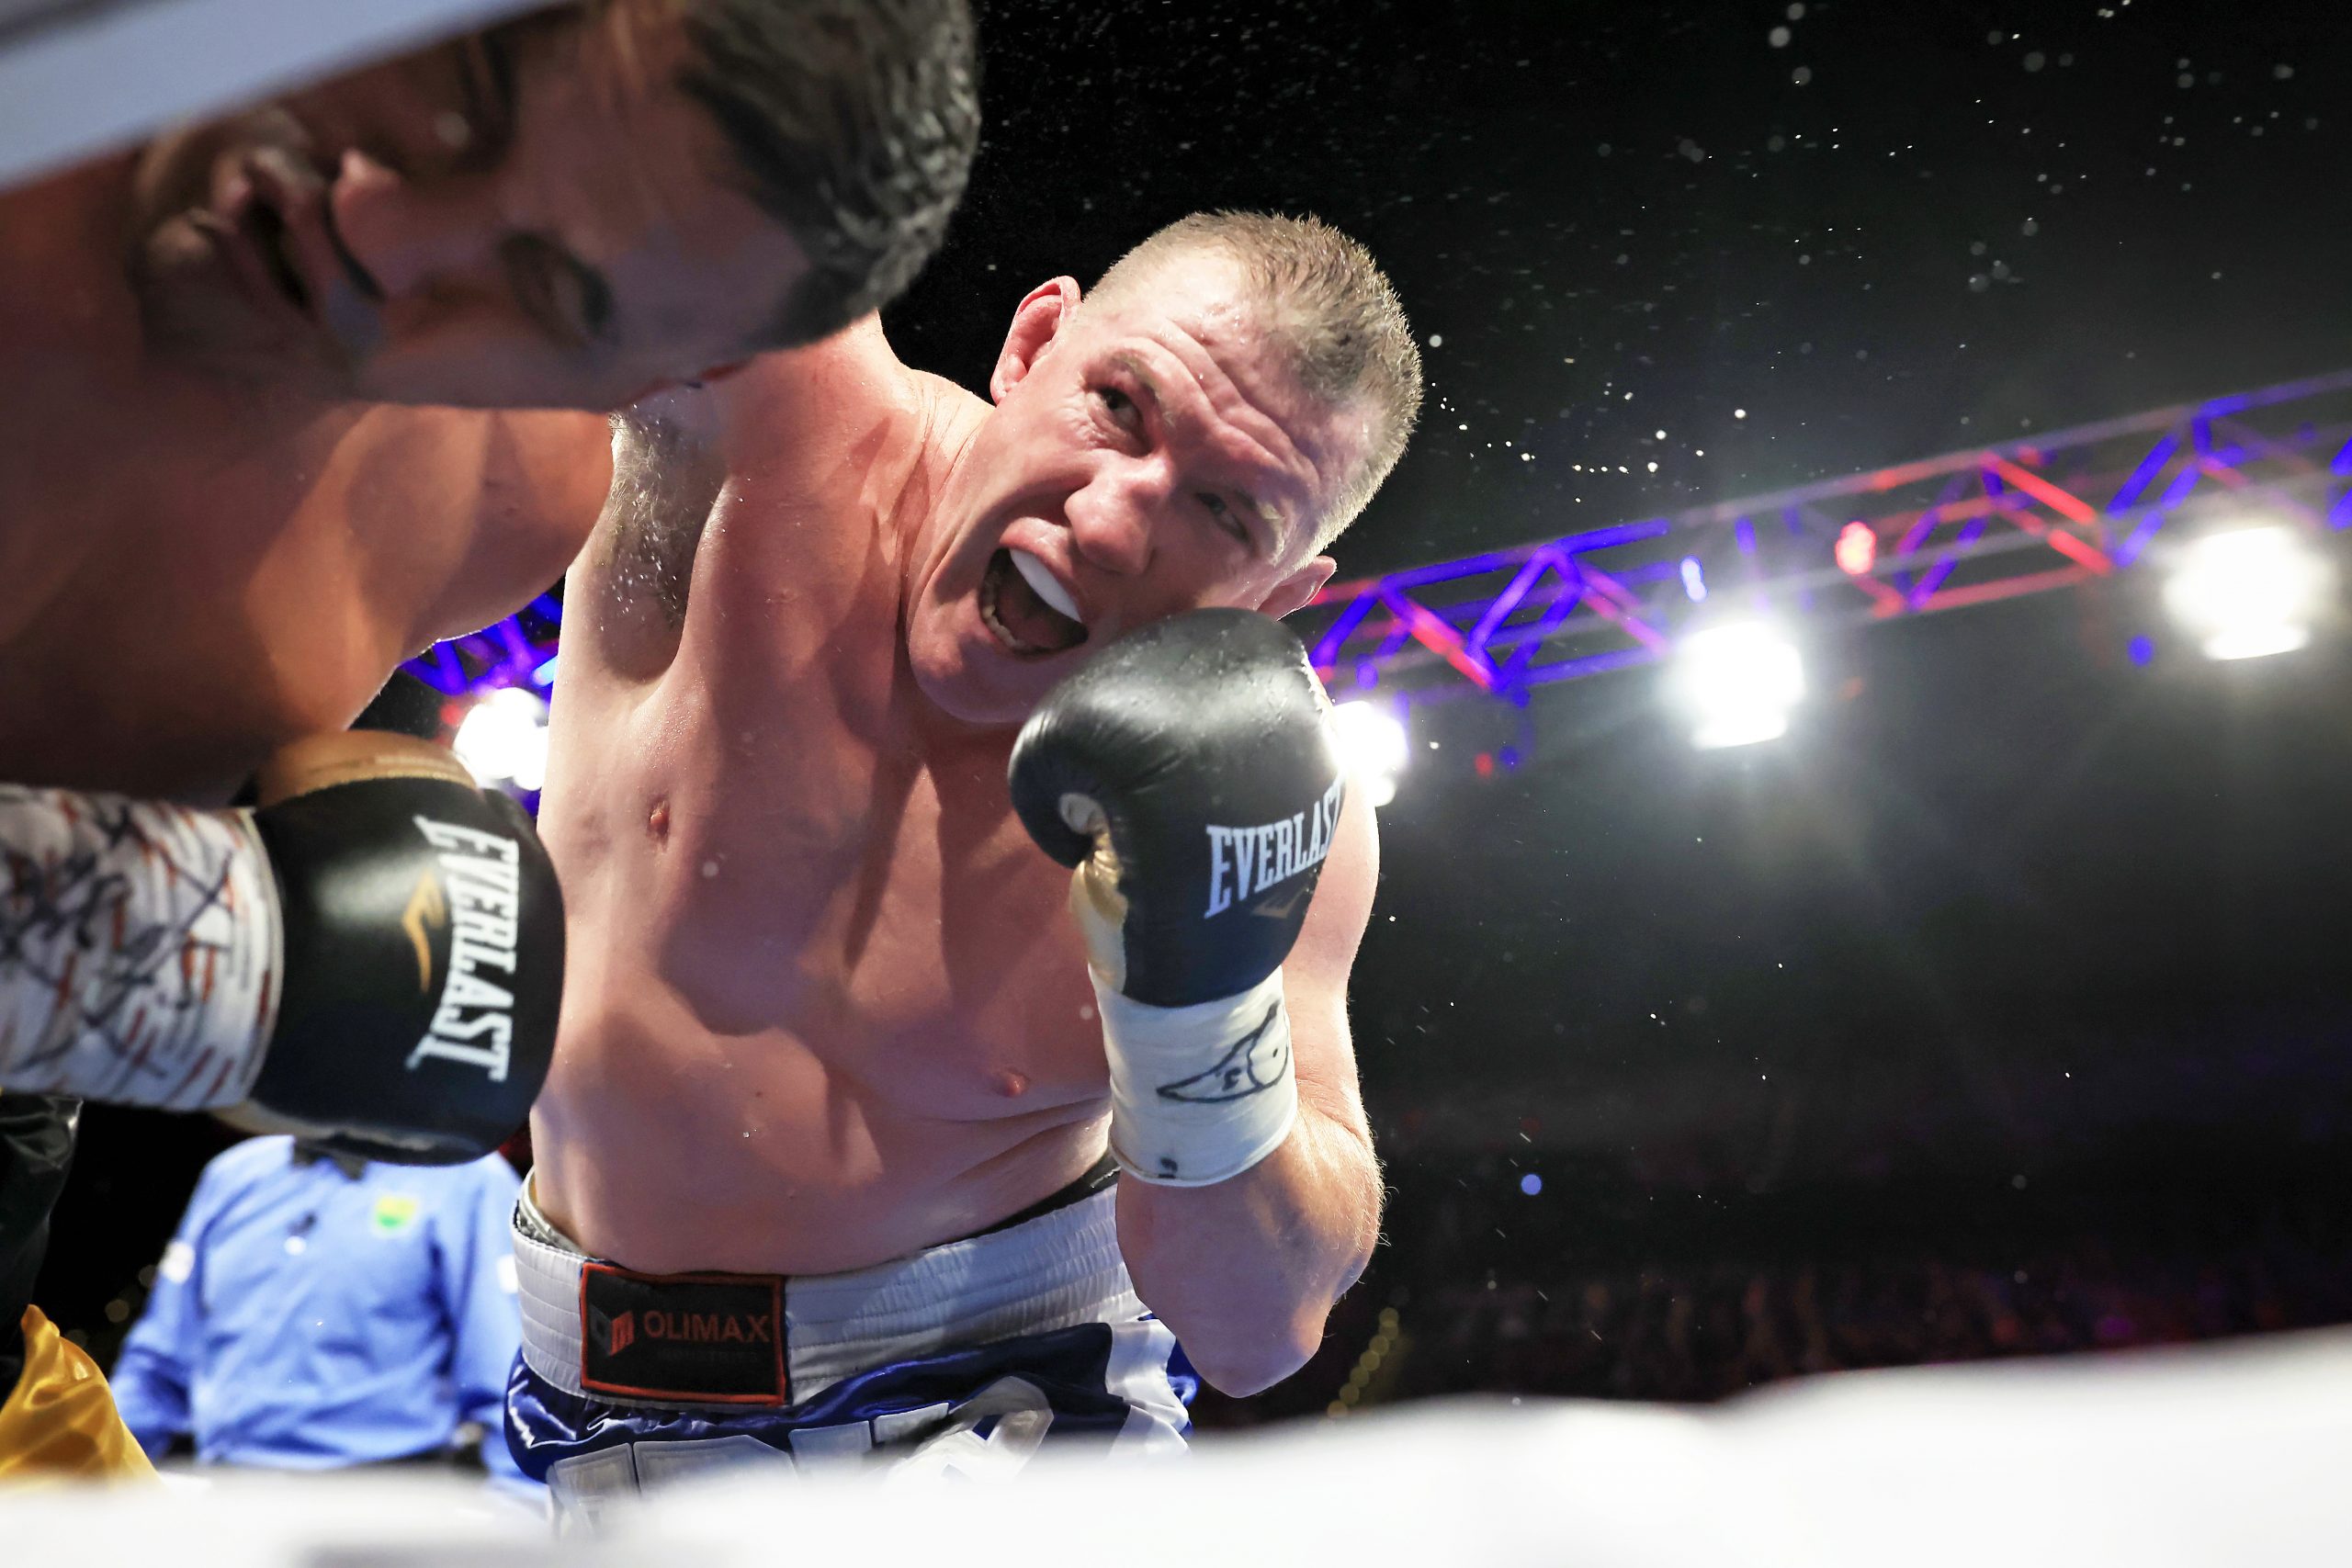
[
  {"xmin": 502, "ymin": 233, "xmax": 613, "ymax": 347},
  {"xmin": 1094, "ymin": 386, "xmax": 1141, "ymax": 434},
  {"xmin": 1199, "ymin": 492, "xmax": 1249, "ymax": 545}
]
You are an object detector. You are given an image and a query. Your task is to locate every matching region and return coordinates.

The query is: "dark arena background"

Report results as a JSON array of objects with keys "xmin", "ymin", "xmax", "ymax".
[{"xmin": 39, "ymin": 0, "xmax": 2352, "ymax": 1432}]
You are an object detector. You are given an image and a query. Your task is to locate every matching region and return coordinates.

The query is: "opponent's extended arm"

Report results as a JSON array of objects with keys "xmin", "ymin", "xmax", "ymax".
[
  {"xmin": 1008, "ymin": 609, "xmax": 1383, "ymax": 1395},
  {"xmin": 0, "ymin": 733, "xmax": 561, "ymax": 1165}
]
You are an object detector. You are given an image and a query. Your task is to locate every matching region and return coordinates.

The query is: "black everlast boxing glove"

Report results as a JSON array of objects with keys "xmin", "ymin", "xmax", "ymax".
[
  {"xmin": 1009, "ymin": 608, "xmax": 1346, "ymax": 1186},
  {"xmin": 0, "ymin": 733, "xmax": 560, "ymax": 1166},
  {"xmin": 232, "ymin": 732, "xmax": 563, "ymax": 1163}
]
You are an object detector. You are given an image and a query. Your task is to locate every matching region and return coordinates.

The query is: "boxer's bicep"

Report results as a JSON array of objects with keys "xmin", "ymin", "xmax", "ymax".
[{"xmin": 1281, "ymin": 782, "xmax": 1378, "ymax": 1130}]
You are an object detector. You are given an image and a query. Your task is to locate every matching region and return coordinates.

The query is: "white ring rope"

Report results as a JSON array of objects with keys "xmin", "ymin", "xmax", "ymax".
[
  {"xmin": 3, "ymin": 1328, "xmax": 2350, "ymax": 1564},
  {"xmin": 0, "ymin": 0, "xmax": 544, "ymax": 189}
]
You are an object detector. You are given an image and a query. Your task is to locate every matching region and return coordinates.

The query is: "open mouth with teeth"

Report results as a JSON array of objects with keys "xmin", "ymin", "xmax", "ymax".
[{"xmin": 978, "ymin": 548, "xmax": 1089, "ymax": 656}]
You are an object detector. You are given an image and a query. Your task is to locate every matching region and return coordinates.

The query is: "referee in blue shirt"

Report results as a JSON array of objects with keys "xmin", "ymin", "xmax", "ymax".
[{"xmin": 110, "ymin": 1135, "xmax": 526, "ymax": 1479}]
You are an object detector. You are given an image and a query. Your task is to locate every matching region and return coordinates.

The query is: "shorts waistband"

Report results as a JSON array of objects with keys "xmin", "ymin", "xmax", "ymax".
[
  {"xmin": 957, "ymin": 1150, "xmax": 1118, "ymax": 1241},
  {"xmin": 512, "ymin": 1176, "xmax": 1141, "ymax": 1410}
]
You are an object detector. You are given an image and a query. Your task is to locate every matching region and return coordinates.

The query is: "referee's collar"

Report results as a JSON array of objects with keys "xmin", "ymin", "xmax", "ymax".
[{"xmin": 289, "ymin": 1141, "xmax": 369, "ymax": 1181}]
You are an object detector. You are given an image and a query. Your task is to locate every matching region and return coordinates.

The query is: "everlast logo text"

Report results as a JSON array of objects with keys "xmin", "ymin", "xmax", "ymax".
[
  {"xmin": 406, "ymin": 817, "xmax": 522, "ymax": 1081},
  {"xmin": 1203, "ymin": 776, "xmax": 1345, "ymax": 918}
]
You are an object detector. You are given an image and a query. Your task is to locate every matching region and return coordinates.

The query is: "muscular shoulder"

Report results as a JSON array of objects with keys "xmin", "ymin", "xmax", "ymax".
[
  {"xmin": 605, "ymin": 316, "xmax": 943, "ymax": 525},
  {"xmin": 701, "ymin": 321, "xmax": 985, "ymax": 541},
  {"xmin": 571, "ymin": 321, "xmax": 939, "ymax": 666},
  {"xmin": 710, "ymin": 315, "xmax": 948, "ymax": 475}
]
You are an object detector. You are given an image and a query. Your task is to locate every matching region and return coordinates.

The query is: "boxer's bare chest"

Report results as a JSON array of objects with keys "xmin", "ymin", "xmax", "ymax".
[
  {"xmin": 560, "ymin": 531, "xmax": 1102, "ymax": 1111},
  {"xmin": 675, "ymin": 694, "xmax": 1095, "ymax": 1103},
  {"xmin": 536, "ymin": 436, "xmax": 1109, "ymax": 1270}
]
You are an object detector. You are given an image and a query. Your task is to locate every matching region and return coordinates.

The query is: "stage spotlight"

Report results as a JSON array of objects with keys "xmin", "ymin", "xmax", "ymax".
[
  {"xmin": 1332, "ymin": 700, "xmax": 1409, "ymax": 808},
  {"xmin": 452, "ymin": 686, "xmax": 550, "ymax": 793},
  {"xmin": 2162, "ymin": 524, "xmax": 2334, "ymax": 662},
  {"xmin": 1670, "ymin": 621, "xmax": 1804, "ymax": 750}
]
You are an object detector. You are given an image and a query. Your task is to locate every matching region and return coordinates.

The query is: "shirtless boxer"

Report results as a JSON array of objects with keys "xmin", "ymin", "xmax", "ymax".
[
  {"xmin": 0, "ymin": 0, "xmax": 978, "ymax": 1477},
  {"xmin": 510, "ymin": 212, "xmax": 1420, "ymax": 1500}
]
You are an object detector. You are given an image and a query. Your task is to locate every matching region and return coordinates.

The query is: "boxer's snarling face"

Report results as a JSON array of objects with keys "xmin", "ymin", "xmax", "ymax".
[
  {"xmin": 128, "ymin": 6, "xmax": 805, "ymax": 411},
  {"xmin": 910, "ymin": 261, "xmax": 1362, "ymax": 725}
]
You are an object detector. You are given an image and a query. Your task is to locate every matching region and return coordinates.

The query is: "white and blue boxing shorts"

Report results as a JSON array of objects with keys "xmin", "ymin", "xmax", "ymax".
[{"xmin": 504, "ymin": 1156, "xmax": 1195, "ymax": 1518}]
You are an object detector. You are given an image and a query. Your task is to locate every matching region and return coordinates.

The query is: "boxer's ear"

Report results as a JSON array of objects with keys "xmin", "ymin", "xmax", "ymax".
[
  {"xmin": 991, "ymin": 277, "xmax": 1084, "ymax": 403},
  {"xmin": 1257, "ymin": 554, "xmax": 1337, "ymax": 621}
]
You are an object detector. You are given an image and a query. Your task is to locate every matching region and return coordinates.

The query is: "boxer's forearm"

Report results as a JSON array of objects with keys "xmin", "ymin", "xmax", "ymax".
[
  {"xmin": 1, "ymin": 745, "xmax": 563, "ymax": 1163},
  {"xmin": 0, "ymin": 784, "xmax": 280, "ymax": 1111},
  {"xmin": 1114, "ymin": 1089, "xmax": 1380, "ymax": 1398}
]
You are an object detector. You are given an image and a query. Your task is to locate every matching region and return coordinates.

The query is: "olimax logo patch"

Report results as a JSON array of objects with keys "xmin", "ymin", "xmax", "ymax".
[{"xmin": 371, "ymin": 1194, "xmax": 423, "ymax": 1236}]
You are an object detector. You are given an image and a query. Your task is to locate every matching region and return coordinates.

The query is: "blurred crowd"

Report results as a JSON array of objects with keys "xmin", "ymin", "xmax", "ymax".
[
  {"xmin": 1389, "ymin": 1207, "xmax": 2351, "ymax": 1405},
  {"xmin": 1194, "ymin": 1136, "xmax": 2352, "ymax": 1427}
]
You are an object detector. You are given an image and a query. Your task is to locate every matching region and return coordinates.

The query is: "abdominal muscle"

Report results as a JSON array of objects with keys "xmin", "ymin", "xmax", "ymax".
[
  {"xmin": 528, "ymin": 671, "xmax": 1117, "ymax": 1279},
  {"xmin": 528, "ymin": 992, "xmax": 1113, "ymax": 1278}
]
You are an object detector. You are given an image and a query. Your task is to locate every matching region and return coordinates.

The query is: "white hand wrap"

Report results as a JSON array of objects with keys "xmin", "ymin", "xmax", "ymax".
[
  {"xmin": 1095, "ymin": 966, "xmax": 1299, "ymax": 1188},
  {"xmin": 0, "ymin": 786, "xmax": 282, "ymax": 1111}
]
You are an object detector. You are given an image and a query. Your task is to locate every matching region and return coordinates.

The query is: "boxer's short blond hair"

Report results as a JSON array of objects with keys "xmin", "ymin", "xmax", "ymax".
[{"xmin": 1089, "ymin": 212, "xmax": 1422, "ymax": 555}]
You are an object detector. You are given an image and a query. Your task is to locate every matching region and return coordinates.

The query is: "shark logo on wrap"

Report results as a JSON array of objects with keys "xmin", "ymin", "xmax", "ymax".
[
  {"xmin": 1156, "ymin": 999, "xmax": 1290, "ymax": 1104},
  {"xmin": 404, "ymin": 817, "xmax": 523, "ymax": 1081},
  {"xmin": 1201, "ymin": 775, "xmax": 1345, "ymax": 919}
]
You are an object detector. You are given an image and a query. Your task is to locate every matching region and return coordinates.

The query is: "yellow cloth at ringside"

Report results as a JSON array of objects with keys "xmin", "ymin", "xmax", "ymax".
[{"xmin": 0, "ymin": 1306, "xmax": 155, "ymax": 1482}]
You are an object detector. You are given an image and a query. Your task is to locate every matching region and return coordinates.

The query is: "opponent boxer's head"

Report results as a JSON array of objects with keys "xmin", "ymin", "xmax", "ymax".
[
  {"xmin": 127, "ymin": 0, "xmax": 978, "ymax": 410},
  {"xmin": 908, "ymin": 211, "xmax": 1421, "ymax": 726}
]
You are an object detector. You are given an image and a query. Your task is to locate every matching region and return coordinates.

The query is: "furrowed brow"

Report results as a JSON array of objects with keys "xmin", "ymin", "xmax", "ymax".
[
  {"xmin": 1108, "ymin": 349, "xmax": 1295, "ymax": 547},
  {"xmin": 1107, "ymin": 351, "xmax": 1170, "ymax": 416}
]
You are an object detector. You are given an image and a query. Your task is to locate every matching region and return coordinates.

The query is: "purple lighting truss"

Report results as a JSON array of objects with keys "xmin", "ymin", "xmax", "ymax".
[
  {"xmin": 403, "ymin": 592, "xmax": 563, "ymax": 698},
  {"xmin": 1295, "ymin": 368, "xmax": 2352, "ymax": 715},
  {"xmin": 411, "ymin": 371, "xmax": 2352, "ymax": 717}
]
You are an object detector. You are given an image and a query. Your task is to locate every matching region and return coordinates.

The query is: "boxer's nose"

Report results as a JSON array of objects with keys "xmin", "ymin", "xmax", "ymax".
[{"xmin": 330, "ymin": 148, "xmax": 509, "ymax": 303}]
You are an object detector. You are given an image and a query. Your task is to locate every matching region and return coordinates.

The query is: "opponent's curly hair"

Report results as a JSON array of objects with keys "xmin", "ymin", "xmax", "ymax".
[
  {"xmin": 674, "ymin": 0, "xmax": 980, "ymax": 349},
  {"xmin": 1089, "ymin": 211, "xmax": 1423, "ymax": 552}
]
